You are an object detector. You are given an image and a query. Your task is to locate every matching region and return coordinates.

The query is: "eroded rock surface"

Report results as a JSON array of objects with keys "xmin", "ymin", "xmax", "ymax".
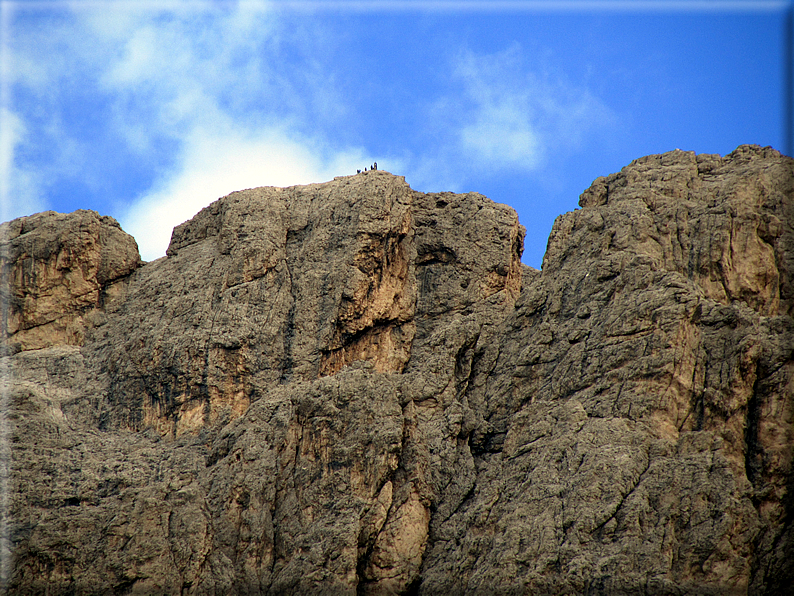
[
  {"xmin": 2, "ymin": 147, "xmax": 792, "ymax": 595},
  {"xmin": 0, "ymin": 210, "xmax": 142, "ymax": 353}
]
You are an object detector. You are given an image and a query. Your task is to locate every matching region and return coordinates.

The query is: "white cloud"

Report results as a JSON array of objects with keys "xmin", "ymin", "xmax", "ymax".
[
  {"xmin": 0, "ymin": 108, "xmax": 44, "ymax": 223},
  {"xmin": 103, "ymin": 25, "xmax": 160, "ymax": 86},
  {"xmin": 397, "ymin": 45, "xmax": 616, "ymax": 197},
  {"xmin": 4, "ymin": 0, "xmax": 390, "ymax": 258},
  {"xmin": 74, "ymin": 2, "xmax": 369, "ymax": 260},
  {"xmin": 460, "ymin": 104, "xmax": 543, "ymax": 170},
  {"xmin": 438, "ymin": 45, "xmax": 615, "ymax": 176},
  {"xmin": 121, "ymin": 124, "xmax": 371, "ymax": 261}
]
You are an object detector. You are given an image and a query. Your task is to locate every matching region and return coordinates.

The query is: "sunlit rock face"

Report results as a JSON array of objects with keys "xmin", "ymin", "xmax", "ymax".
[
  {"xmin": 0, "ymin": 210, "xmax": 142, "ymax": 353},
  {"xmin": 3, "ymin": 146, "xmax": 792, "ymax": 595}
]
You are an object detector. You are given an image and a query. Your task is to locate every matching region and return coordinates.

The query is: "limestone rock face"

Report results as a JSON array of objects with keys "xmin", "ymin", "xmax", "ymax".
[
  {"xmin": 0, "ymin": 210, "xmax": 142, "ymax": 353},
  {"xmin": 2, "ymin": 147, "xmax": 792, "ymax": 595},
  {"xmin": 422, "ymin": 145, "xmax": 794, "ymax": 595}
]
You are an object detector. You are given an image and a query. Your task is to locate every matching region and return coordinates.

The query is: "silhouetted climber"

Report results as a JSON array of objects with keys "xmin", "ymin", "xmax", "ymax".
[
  {"xmin": 357, "ymin": 169, "xmax": 361, "ymax": 174},
  {"xmin": 372, "ymin": 162, "xmax": 377, "ymax": 170}
]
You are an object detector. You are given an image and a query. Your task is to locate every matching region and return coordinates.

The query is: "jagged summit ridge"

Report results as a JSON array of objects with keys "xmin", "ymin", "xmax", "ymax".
[{"xmin": 1, "ymin": 146, "xmax": 792, "ymax": 595}]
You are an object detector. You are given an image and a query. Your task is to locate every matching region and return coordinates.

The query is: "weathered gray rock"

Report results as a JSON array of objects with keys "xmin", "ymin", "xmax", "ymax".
[
  {"xmin": 420, "ymin": 146, "xmax": 794, "ymax": 595},
  {"xmin": 2, "ymin": 147, "xmax": 792, "ymax": 595}
]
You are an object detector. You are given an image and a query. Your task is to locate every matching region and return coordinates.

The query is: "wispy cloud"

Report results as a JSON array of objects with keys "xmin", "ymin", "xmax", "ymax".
[
  {"xmin": 4, "ymin": 0, "xmax": 373, "ymax": 258},
  {"xmin": 0, "ymin": 107, "xmax": 43, "ymax": 223},
  {"xmin": 84, "ymin": 2, "xmax": 371, "ymax": 260},
  {"xmin": 456, "ymin": 46, "xmax": 614, "ymax": 168},
  {"xmin": 407, "ymin": 44, "xmax": 615, "ymax": 192}
]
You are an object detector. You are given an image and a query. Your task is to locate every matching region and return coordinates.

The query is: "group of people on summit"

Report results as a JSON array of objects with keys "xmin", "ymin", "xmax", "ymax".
[{"xmin": 357, "ymin": 162, "xmax": 377, "ymax": 174}]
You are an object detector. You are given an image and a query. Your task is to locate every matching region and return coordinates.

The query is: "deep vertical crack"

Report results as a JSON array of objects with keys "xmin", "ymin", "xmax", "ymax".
[
  {"xmin": 280, "ymin": 234, "xmax": 299, "ymax": 383},
  {"xmin": 744, "ymin": 363, "xmax": 763, "ymax": 488}
]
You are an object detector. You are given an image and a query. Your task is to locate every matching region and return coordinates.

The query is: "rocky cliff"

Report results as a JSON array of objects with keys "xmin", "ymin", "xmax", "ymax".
[{"xmin": 1, "ymin": 144, "xmax": 792, "ymax": 595}]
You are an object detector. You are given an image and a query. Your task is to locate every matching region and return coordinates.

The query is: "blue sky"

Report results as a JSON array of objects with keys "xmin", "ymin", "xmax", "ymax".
[{"xmin": 1, "ymin": 1, "xmax": 791, "ymax": 268}]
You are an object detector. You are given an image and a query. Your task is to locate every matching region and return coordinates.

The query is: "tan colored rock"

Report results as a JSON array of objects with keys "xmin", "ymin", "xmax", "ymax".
[
  {"xmin": 80, "ymin": 171, "xmax": 522, "ymax": 438},
  {"xmin": 361, "ymin": 485, "xmax": 430, "ymax": 595},
  {"xmin": 576, "ymin": 145, "xmax": 793, "ymax": 317},
  {"xmin": 0, "ymin": 210, "xmax": 141, "ymax": 352},
  {"xmin": 422, "ymin": 146, "xmax": 794, "ymax": 594},
  {"xmin": 3, "ymin": 148, "xmax": 793, "ymax": 595}
]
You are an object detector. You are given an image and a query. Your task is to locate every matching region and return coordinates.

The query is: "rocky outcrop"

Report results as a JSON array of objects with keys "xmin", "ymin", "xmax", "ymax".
[
  {"xmin": 2, "ymin": 146, "xmax": 792, "ymax": 595},
  {"xmin": 421, "ymin": 146, "xmax": 794, "ymax": 595},
  {"xmin": 0, "ymin": 210, "xmax": 142, "ymax": 353}
]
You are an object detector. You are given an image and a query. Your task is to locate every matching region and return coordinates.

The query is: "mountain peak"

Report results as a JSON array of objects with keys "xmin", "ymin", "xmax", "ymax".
[{"xmin": 2, "ymin": 145, "xmax": 792, "ymax": 595}]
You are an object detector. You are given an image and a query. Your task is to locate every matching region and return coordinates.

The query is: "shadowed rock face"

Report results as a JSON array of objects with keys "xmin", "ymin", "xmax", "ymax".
[{"xmin": 1, "ymin": 146, "xmax": 792, "ymax": 595}]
